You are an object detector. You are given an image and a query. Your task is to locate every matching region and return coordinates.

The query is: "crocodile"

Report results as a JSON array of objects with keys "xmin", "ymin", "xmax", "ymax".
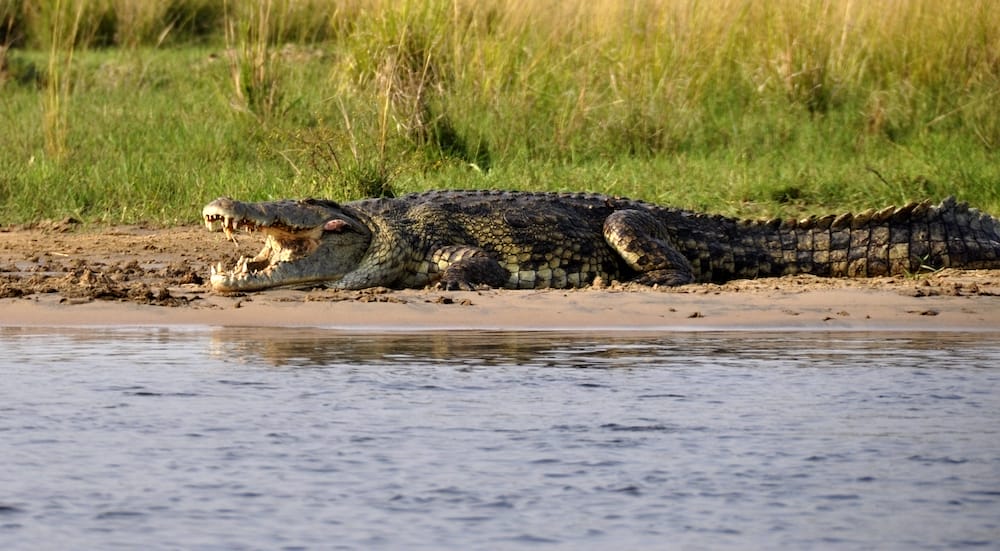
[{"xmin": 202, "ymin": 190, "xmax": 1000, "ymax": 292}]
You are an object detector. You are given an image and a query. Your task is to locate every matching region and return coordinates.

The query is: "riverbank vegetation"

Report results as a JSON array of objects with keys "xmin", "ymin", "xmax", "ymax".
[{"xmin": 1, "ymin": 0, "xmax": 998, "ymax": 224}]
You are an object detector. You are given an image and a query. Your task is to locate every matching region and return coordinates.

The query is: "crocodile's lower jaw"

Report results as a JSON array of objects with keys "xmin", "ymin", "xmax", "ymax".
[
  {"xmin": 208, "ymin": 231, "xmax": 323, "ymax": 291},
  {"xmin": 209, "ymin": 259, "xmax": 278, "ymax": 292},
  {"xmin": 209, "ymin": 261, "xmax": 339, "ymax": 292}
]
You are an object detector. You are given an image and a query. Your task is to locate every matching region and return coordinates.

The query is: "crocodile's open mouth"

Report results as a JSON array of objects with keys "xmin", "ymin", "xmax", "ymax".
[
  {"xmin": 203, "ymin": 212, "xmax": 325, "ymax": 291},
  {"xmin": 202, "ymin": 197, "xmax": 372, "ymax": 292}
]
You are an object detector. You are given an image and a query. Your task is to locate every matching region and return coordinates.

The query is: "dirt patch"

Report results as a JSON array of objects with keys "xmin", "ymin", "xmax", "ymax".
[{"xmin": 0, "ymin": 224, "xmax": 227, "ymax": 306}]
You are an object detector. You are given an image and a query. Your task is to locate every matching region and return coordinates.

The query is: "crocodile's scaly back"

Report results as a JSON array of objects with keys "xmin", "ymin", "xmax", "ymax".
[
  {"xmin": 203, "ymin": 191, "xmax": 1000, "ymax": 291},
  {"xmin": 341, "ymin": 191, "xmax": 644, "ymax": 288}
]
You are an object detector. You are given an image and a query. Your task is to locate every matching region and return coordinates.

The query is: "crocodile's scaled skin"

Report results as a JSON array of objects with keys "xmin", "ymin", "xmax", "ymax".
[{"xmin": 203, "ymin": 191, "xmax": 1000, "ymax": 291}]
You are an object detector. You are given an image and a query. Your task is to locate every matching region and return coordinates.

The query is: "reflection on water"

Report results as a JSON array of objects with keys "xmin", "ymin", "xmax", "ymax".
[
  {"xmin": 1, "ymin": 327, "xmax": 999, "ymax": 550},
  {"xmin": 205, "ymin": 327, "xmax": 988, "ymax": 369}
]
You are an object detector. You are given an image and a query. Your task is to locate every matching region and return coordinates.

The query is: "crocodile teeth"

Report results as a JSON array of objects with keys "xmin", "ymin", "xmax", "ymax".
[{"xmin": 223, "ymin": 225, "xmax": 239, "ymax": 245}]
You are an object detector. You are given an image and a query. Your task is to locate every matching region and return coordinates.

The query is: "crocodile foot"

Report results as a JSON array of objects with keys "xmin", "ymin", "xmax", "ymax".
[{"xmin": 435, "ymin": 256, "xmax": 509, "ymax": 290}]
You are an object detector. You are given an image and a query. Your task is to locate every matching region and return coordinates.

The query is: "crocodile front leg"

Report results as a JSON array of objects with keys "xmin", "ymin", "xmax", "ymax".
[
  {"xmin": 604, "ymin": 209, "xmax": 695, "ymax": 286},
  {"xmin": 431, "ymin": 245, "xmax": 509, "ymax": 290}
]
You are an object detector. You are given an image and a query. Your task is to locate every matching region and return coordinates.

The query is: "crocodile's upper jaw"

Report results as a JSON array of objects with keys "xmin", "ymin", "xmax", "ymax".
[{"xmin": 203, "ymin": 198, "xmax": 371, "ymax": 292}]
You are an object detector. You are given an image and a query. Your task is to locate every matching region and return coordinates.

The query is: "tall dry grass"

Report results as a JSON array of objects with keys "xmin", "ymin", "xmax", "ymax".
[
  {"xmin": 224, "ymin": 0, "xmax": 282, "ymax": 120},
  {"xmin": 2, "ymin": 0, "xmax": 998, "ymax": 222},
  {"xmin": 39, "ymin": 0, "xmax": 82, "ymax": 161},
  {"xmin": 293, "ymin": 0, "xmax": 1000, "ymax": 161},
  {"xmin": 9, "ymin": 0, "xmax": 997, "ymax": 145}
]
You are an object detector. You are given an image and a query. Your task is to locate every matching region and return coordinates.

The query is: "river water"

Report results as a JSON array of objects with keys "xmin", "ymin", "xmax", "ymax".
[{"xmin": 1, "ymin": 327, "xmax": 998, "ymax": 550}]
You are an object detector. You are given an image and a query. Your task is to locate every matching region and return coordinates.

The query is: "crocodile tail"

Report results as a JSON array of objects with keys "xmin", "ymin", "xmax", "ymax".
[{"xmin": 769, "ymin": 197, "xmax": 1000, "ymax": 277}]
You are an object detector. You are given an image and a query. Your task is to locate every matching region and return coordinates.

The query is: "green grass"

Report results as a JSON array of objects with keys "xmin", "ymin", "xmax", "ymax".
[{"xmin": 1, "ymin": 0, "xmax": 998, "ymax": 225}]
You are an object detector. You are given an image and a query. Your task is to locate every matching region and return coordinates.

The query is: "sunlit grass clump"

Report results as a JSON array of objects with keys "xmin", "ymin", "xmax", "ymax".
[{"xmin": 1, "ymin": 0, "xmax": 998, "ymax": 223}]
